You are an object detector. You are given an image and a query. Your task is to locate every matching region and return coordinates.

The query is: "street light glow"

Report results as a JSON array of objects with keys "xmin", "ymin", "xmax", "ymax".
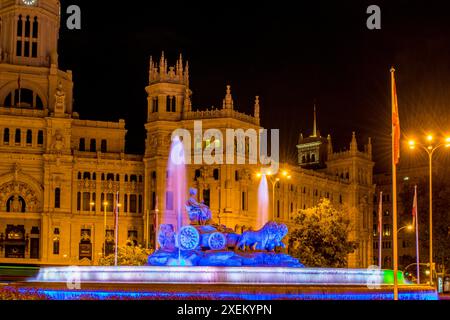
[
  {"xmin": 282, "ymin": 170, "xmax": 288, "ymax": 177},
  {"xmin": 427, "ymin": 135, "xmax": 433, "ymax": 142},
  {"xmin": 446, "ymin": 137, "xmax": 450, "ymax": 147},
  {"xmin": 103, "ymin": 201, "xmax": 109, "ymax": 206},
  {"xmin": 408, "ymin": 140, "xmax": 416, "ymax": 149},
  {"xmin": 407, "ymin": 225, "xmax": 413, "ymax": 231}
]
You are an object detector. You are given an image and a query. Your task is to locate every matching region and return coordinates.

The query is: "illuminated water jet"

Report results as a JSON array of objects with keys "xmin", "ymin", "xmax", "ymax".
[{"xmin": 257, "ymin": 174, "xmax": 269, "ymax": 228}]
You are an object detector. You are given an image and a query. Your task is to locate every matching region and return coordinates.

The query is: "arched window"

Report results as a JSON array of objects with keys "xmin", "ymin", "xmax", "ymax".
[
  {"xmin": 25, "ymin": 16, "xmax": 30, "ymax": 38},
  {"xmin": 55, "ymin": 188, "xmax": 61, "ymax": 209},
  {"xmin": 32, "ymin": 17, "xmax": 38, "ymax": 38},
  {"xmin": 17, "ymin": 15, "xmax": 23, "ymax": 36},
  {"xmin": 16, "ymin": 15, "xmax": 23, "ymax": 56},
  {"xmin": 83, "ymin": 172, "xmax": 91, "ymax": 180},
  {"xmin": 15, "ymin": 129, "xmax": 21, "ymax": 144}
]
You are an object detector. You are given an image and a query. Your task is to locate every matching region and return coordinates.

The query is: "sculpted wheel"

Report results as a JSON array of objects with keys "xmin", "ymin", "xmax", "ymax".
[
  {"xmin": 208, "ymin": 232, "xmax": 227, "ymax": 251},
  {"xmin": 179, "ymin": 226, "xmax": 200, "ymax": 251}
]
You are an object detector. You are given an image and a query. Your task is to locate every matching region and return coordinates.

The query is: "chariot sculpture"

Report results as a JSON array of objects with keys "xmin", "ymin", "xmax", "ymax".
[{"xmin": 148, "ymin": 187, "xmax": 303, "ymax": 267}]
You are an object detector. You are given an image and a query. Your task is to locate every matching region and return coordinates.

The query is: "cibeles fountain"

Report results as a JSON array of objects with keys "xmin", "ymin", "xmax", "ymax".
[{"xmin": 24, "ymin": 137, "xmax": 438, "ymax": 300}]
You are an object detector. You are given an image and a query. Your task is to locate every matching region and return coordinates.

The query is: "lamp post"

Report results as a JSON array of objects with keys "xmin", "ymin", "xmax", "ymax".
[
  {"xmin": 103, "ymin": 201, "xmax": 108, "ymax": 257},
  {"xmin": 408, "ymin": 135, "xmax": 450, "ymax": 286}
]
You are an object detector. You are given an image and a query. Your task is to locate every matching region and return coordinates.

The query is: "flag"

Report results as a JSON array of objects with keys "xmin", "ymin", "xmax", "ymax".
[
  {"xmin": 412, "ymin": 186, "xmax": 418, "ymax": 227},
  {"xmin": 378, "ymin": 192, "xmax": 383, "ymax": 235},
  {"xmin": 391, "ymin": 68, "xmax": 400, "ymax": 165}
]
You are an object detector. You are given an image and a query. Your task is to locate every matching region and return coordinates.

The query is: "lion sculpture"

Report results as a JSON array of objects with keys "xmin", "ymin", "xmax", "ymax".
[{"xmin": 237, "ymin": 221, "xmax": 288, "ymax": 252}]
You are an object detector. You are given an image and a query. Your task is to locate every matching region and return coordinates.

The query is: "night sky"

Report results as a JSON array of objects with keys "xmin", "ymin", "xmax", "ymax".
[{"xmin": 58, "ymin": 0, "xmax": 450, "ymax": 173}]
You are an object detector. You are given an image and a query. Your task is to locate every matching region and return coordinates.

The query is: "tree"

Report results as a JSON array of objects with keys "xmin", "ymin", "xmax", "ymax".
[
  {"xmin": 288, "ymin": 199, "xmax": 356, "ymax": 267},
  {"xmin": 399, "ymin": 175, "xmax": 450, "ymax": 273},
  {"xmin": 98, "ymin": 241, "xmax": 153, "ymax": 266}
]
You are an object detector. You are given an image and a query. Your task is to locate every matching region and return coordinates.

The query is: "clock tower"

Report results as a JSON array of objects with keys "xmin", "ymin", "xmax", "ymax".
[
  {"xmin": 0, "ymin": 0, "xmax": 61, "ymax": 67},
  {"xmin": 0, "ymin": 0, "xmax": 73, "ymax": 115}
]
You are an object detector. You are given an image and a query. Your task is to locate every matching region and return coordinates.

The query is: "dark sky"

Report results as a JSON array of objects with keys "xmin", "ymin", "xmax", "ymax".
[{"xmin": 58, "ymin": 0, "xmax": 450, "ymax": 173}]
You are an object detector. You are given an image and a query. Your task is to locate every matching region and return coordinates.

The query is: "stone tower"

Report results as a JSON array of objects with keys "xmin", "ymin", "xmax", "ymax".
[
  {"xmin": 0, "ymin": 0, "xmax": 73, "ymax": 116},
  {"xmin": 144, "ymin": 52, "xmax": 192, "ymax": 233},
  {"xmin": 326, "ymin": 132, "xmax": 375, "ymax": 267},
  {"xmin": 296, "ymin": 106, "xmax": 329, "ymax": 169}
]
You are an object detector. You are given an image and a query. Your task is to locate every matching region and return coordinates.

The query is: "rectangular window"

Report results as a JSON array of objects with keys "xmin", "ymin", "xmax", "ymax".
[
  {"xmin": 151, "ymin": 192, "xmax": 156, "ymax": 210},
  {"xmin": 82, "ymin": 192, "xmax": 90, "ymax": 211},
  {"xmin": 107, "ymin": 193, "xmax": 114, "ymax": 212},
  {"xmin": 53, "ymin": 240, "xmax": 60, "ymax": 255},
  {"xmin": 90, "ymin": 139, "xmax": 96, "ymax": 152},
  {"xmin": 138, "ymin": 195, "xmax": 143, "ymax": 214},
  {"xmin": 24, "ymin": 41, "xmax": 30, "ymax": 57},
  {"xmin": 242, "ymin": 191, "xmax": 248, "ymax": 211},
  {"xmin": 79, "ymin": 138, "xmax": 85, "ymax": 151},
  {"xmin": 130, "ymin": 194, "xmax": 137, "ymax": 213},
  {"xmin": 277, "ymin": 200, "xmax": 280, "ymax": 218},
  {"xmin": 3, "ymin": 129, "xmax": 10, "ymax": 144},
  {"xmin": 124, "ymin": 194, "xmax": 128, "ymax": 213},
  {"xmin": 77, "ymin": 192, "xmax": 81, "ymax": 211},
  {"xmin": 101, "ymin": 139, "xmax": 107, "ymax": 153},
  {"xmin": 32, "ymin": 42, "xmax": 37, "ymax": 58},
  {"xmin": 37, "ymin": 130, "xmax": 44, "ymax": 145},
  {"xmin": 55, "ymin": 188, "xmax": 61, "ymax": 209},
  {"xmin": 16, "ymin": 41, "xmax": 22, "ymax": 57}
]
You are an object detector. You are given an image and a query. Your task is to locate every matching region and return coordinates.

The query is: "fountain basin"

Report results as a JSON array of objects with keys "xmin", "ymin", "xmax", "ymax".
[{"xmin": 19, "ymin": 266, "xmax": 438, "ymax": 300}]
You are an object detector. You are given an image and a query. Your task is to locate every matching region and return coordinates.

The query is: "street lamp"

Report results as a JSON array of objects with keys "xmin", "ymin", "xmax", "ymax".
[
  {"xmin": 103, "ymin": 201, "xmax": 108, "ymax": 257},
  {"xmin": 408, "ymin": 135, "xmax": 450, "ymax": 285},
  {"xmin": 398, "ymin": 224, "xmax": 413, "ymax": 233}
]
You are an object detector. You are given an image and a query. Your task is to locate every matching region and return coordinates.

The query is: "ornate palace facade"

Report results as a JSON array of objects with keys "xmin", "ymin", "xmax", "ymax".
[{"xmin": 0, "ymin": 0, "xmax": 374, "ymax": 267}]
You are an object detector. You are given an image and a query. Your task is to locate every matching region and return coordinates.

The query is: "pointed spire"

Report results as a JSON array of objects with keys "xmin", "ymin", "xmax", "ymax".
[
  {"xmin": 184, "ymin": 61, "xmax": 189, "ymax": 85},
  {"xmin": 350, "ymin": 132, "xmax": 358, "ymax": 153},
  {"xmin": 223, "ymin": 85, "xmax": 234, "ymax": 110},
  {"xmin": 149, "ymin": 56, "xmax": 153, "ymax": 83},
  {"xmin": 298, "ymin": 133, "xmax": 304, "ymax": 144},
  {"xmin": 367, "ymin": 137, "xmax": 372, "ymax": 158},
  {"xmin": 254, "ymin": 96, "xmax": 260, "ymax": 119},
  {"xmin": 327, "ymin": 134, "xmax": 333, "ymax": 154}
]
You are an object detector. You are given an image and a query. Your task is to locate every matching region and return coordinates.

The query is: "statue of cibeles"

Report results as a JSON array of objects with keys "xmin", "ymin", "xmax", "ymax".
[{"xmin": 185, "ymin": 187, "xmax": 212, "ymax": 225}]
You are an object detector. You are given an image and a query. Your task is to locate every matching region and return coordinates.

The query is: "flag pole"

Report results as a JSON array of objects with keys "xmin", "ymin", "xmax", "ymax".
[
  {"xmin": 114, "ymin": 191, "xmax": 119, "ymax": 266},
  {"xmin": 415, "ymin": 185, "xmax": 420, "ymax": 285},
  {"xmin": 391, "ymin": 67, "xmax": 399, "ymax": 300},
  {"xmin": 378, "ymin": 191, "xmax": 383, "ymax": 269}
]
